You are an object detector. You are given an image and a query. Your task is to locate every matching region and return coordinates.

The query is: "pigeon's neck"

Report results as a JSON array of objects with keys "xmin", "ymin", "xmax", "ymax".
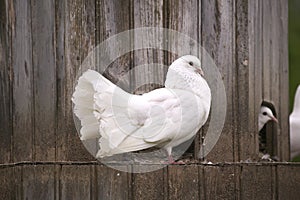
[
  {"xmin": 165, "ymin": 67, "xmax": 211, "ymax": 106},
  {"xmin": 258, "ymin": 119, "xmax": 265, "ymax": 131}
]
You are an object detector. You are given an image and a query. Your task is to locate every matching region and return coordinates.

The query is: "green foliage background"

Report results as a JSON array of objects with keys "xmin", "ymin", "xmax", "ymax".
[{"xmin": 289, "ymin": 0, "xmax": 300, "ymax": 112}]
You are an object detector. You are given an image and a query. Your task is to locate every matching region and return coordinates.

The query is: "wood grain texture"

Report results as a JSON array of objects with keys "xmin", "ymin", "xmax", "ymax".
[
  {"xmin": 31, "ymin": 0, "xmax": 56, "ymax": 161},
  {"xmin": 22, "ymin": 165, "xmax": 55, "ymax": 200},
  {"xmin": 96, "ymin": 165, "xmax": 131, "ymax": 200},
  {"xmin": 269, "ymin": 0, "xmax": 281, "ymax": 158},
  {"xmin": 277, "ymin": 165, "xmax": 300, "ymax": 200},
  {"xmin": 0, "ymin": 167, "xmax": 13, "ymax": 200},
  {"xmin": 277, "ymin": 0, "xmax": 289, "ymax": 161},
  {"xmin": 168, "ymin": 165, "xmax": 199, "ymax": 199},
  {"xmin": 240, "ymin": 165, "xmax": 274, "ymax": 199},
  {"xmin": 262, "ymin": 0, "xmax": 279, "ymax": 158},
  {"xmin": 60, "ymin": 165, "xmax": 92, "ymax": 200},
  {"xmin": 132, "ymin": 165, "xmax": 166, "ymax": 200},
  {"xmin": 166, "ymin": 0, "xmax": 199, "ymax": 57},
  {"xmin": 13, "ymin": 166, "xmax": 23, "ymax": 200},
  {"xmin": 56, "ymin": 0, "xmax": 94, "ymax": 161},
  {"xmin": 0, "ymin": 0, "xmax": 12, "ymax": 163},
  {"xmin": 11, "ymin": 0, "xmax": 34, "ymax": 162},
  {"xmin": 0, "ymin": 163, "xmax": 300, "ymax": 199},
  {"xmin": 261, "ymin": 0, "xmax": 289, "ymax": 161},
  {"xmin": 262, "ymin": 0, "xmax": 272, "ymax": 101},
  {"xmin": 55, "ymin": 0, "xmax": 67, "ymax": 161},
  {"xmin": 96, "ymin": 0, "xmax": 132, "ymax": 87},
  {"xmin": 132, "ymin": 0, "xmax": 164, "ymax": 94},
  {"xmin": 201, "ymin": 0, "xmax": 235, "ymax": 162},
  {"xmin": 236, "ymin": 0, "xmax": 256, "ymax": 161},
  {"xmin": 248, "ymin": 0, "xmax": 263, "ymax": 158},
  {"xmin": 202, "ymin": 165, "xmax": 237, "ymax": 199},
  {"xmin": 55, "ymin": 0, "xmax": 92, "ymax": 161}
]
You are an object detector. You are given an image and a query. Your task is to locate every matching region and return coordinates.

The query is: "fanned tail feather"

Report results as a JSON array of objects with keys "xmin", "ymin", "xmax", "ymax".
[
  {"xmin": 72, "ymin": 70, "xmax": 153, "ymax": 158},
  {"xmin": 72, "ymin": 70, "xmax": 104, "ymax": 140}
]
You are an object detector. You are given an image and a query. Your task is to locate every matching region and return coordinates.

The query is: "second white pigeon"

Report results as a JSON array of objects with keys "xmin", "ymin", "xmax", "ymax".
[
  {"xmin": 290, "ymin": 85, "xmax": 300, "ymax": 160},
  {"xmin": 258, "ymin": 105, "xmax": 278, "ymax": 131},
  {"xmin": 72, "ymin": 55, "xmax": 211, "ymax": 163}
]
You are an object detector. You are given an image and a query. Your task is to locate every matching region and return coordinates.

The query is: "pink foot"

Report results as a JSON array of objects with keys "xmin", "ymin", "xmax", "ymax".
[
  {"xmin": 163, "ymin": 155, "xmax": 185, "ymax": 165},
  {"xmin": 169, "ymin": 160, "xmax": 185, "ymax": 165}
]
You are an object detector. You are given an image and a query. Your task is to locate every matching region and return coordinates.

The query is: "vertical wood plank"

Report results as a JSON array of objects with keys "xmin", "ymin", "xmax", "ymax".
[
  {"xmin": 269, "ymin": 0, "xmax": 280, "ymax": 131},
  {"xmin": 13, "ymin": 166, "xmax": 23, "ymax": 199},
  {"xmin": 22, "ymin": 165, "xmax": 55, "ymax": 200},
  {"xmin": 165, "ymin": 0, "xmax": 199, "ymax": 57},
  {"xmin": 96, "ymin": 0, "xmax": 132, "ymax": 85},
  {"xmin": 60, "ymin": 165, "xmax": 91, "ymax": 200},
  {"xmin": 0, "ymin": 167, "xmax": 13, "ymax": 200},
  {"xmin": 0, "ymin": 0, "xmax": 12, "ymax": 163},
  {"xmin": 203, "ymin": 165, "xmax": 237, "ymax": 199},
  {"xmin": 133, "ymin": 0, "xmax": 164, "ymax": 94},
  {"xmin": 265, "ymin": 1, "xmax": 281, "ymax": 159},
  {"xmin": 55, "ymin": 0, "xmax": 67, "ymax": 161},
  {"xmin": 56, "ymin": 0, "xmax": 94, "ymax": 161},
  {"xmin": 81, "ymin": 0, "xmax": 96, "ymax": 62},
  {"xmin": 198, "ymin": 165, "xmax": 206, "ymax": 199},
  {"xmin": 31, "ymin": 0, "xmax": 56, "ymax": 161},
  {"xmin": 11, "ymin": 0, "xmax": 34, "ymax": 162},
  {"xmin": 132, "ymin": 165, "xmax": 166, "ymax": 200},
  {"xmin": 277, "ymin": 165, "xmax": 300, "ymax": 199},
  {"xmin": 201, "ymin": 0, "xmax": 235, "ymax": 162},
  {"xmin": 236, "ymin": 0, "xmax": 256, "ymax": 161},
  {"xmin": 262, "ymin": 0, "xmax": 271, "ymax": 101},
  {"xmin": 240, "ymin": 165, "xmax": 273, "ymax": 199},
  {"xmin": 168, "ymin": 165, "xmax": 199, "ymax": 199},
  {"xmin": 277, "ymin": 0, "xmax": 289, "ymax": 161},
  {"xmin": 97, "ymin": 165, "xmax": 131, "ymax": 200},
  {"xmin": 261, "ymin": 0, "xmax": 289, "ymax": 161},
  {"xmin": 249, "ymin": 0, "xmax": 263, "ymax": 157}
]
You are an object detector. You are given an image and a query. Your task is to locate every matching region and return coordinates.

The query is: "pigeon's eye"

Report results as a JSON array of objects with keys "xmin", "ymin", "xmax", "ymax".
[
  {"xmin": 262, "ymin": 112, "xmax": 267, "ymax": 116},
  {"xmin": 189, "ymin": 61, "xmax": 193, "ymax": 66}
]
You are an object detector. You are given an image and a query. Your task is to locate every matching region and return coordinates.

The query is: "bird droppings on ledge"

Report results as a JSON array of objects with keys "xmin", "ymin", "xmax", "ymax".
[
  {"xmin": 0, "ymin": 160, "xmax": 298, "ymax": 169},
  {"xmin": 242, "ymin": 59, "xmax": 248, "ymax": 66}
]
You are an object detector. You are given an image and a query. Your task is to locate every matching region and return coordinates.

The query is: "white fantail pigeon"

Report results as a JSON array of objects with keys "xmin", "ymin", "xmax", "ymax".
[
  {"xmin": 290, "ymin": 85, "xmax": 300, "ymax": 160},
  {"xmin": 72, "ymin": 55, "xmax": 211, "ymax": 164}
]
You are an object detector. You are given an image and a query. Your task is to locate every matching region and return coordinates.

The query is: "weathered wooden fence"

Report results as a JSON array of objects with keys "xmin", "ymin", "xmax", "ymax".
[
  {"xmin": 1, "ymin": 162, "xmax": 300, "ymax": 200},
  {"xmin": 0, "ymin": 0, "xmax": 298, "ymax": 199}
]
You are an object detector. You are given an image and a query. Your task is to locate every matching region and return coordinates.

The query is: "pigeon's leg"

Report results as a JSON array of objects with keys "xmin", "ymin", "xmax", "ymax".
[
  {"xmin": 168, "ymin": 155, "xmax": 175, "ymax": 163},
  {"xmin": 164, "ymin": 147, "xmax": 185, "ymax": 165}
]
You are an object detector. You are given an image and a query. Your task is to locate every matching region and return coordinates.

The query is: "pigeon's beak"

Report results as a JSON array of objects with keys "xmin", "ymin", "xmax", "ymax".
[
  {"xmin": 271, "ymin": 116, "xmax": 278, "ymax": 123},
  {"xmin": 195, "ymin": 68, "xmax": 204, "ymax": 76}
]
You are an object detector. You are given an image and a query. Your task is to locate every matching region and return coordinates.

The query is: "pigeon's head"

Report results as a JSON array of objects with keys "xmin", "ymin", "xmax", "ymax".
[
  {"xmin": 179, "ymin": 55, "xmax": 204, "ymax": 76},
  {"xmin": 259, "ymin": 106, "xmax": 278, "ymax": 129}
]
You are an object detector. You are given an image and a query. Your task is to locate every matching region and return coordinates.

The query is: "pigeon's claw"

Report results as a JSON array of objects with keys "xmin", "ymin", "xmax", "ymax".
[{"xmin": 166, "ymin": 155, "xmax": 185, "ymax": 165}]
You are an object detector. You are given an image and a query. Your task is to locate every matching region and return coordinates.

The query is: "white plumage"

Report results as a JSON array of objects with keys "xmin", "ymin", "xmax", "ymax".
[
  {"xmin": 72, "ymin": 55, "xmax": 211, "ymax": 163},
  {"xmin": 258, "ymin": 106, "xmax": 278, "ymax": 131},
  {"xmin": 290, "ymin": 85, "xmax": 300, "ymax": 159}
]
